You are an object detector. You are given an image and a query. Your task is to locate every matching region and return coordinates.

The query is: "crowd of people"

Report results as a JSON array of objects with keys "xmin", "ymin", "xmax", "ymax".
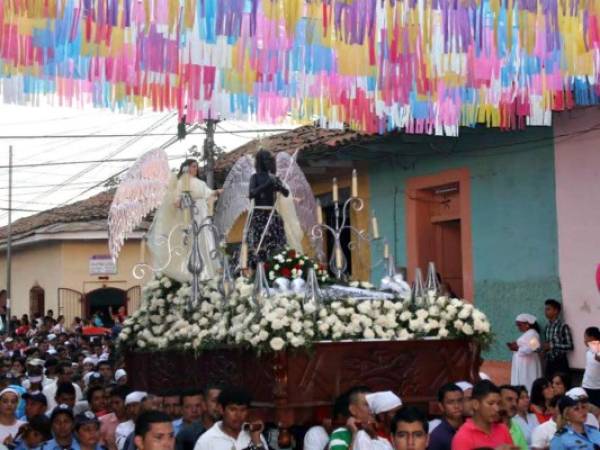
[{"xmin": 0, "ymin": 299, "xmax": 595, "ymax": 450}]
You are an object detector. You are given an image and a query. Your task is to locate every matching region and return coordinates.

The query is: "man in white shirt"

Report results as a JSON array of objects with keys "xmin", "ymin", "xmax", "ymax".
[
  {"xmin": 194, "ymin": 387, "xmax": 267, "ymax": 450},
  {"xmin": 116, "ymin": 391, "xmax": 147, "ymax": 450},
  {"xmin": 43, "ymin": 361, "xmax": 83, "ymax": 412}
]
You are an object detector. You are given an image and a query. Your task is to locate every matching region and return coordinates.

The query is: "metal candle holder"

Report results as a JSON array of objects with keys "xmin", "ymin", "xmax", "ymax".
[
  {"xmin": 133, "ymin": 191, "xmax": 223, "ymax": 309},
  {"xmin": 311, "ymin": 196, "xmax": 371, "ymax": 281}
]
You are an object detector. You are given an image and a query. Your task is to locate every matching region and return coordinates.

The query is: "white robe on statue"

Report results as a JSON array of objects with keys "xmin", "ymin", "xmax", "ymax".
[
  {"xmin": 511, "ymin": 328, "xmax": 542, "ymax": 393},
  {"xmin": 147, "ymin": 174, "xmax": 220, "ymax": 282}
]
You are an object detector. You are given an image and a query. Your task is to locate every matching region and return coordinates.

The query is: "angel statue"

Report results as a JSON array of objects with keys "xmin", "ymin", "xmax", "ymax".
[
  {"xmin": 147, "ymin": 159, "xmax": 222, "ymax": 281},
  {"xmin": 108, "ymin": 150, "xmax": 222, "ymax": 284},
  {"xmin": 214, "ymin": 149, "xmax": 322, "ymax": 269}
]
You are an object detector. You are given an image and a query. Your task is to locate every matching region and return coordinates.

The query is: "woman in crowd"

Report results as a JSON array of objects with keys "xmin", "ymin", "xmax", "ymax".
[
  {"xmin": 513, "ymin": 385, "xmax": 539, "ymax": 445},
  {"xmin": 550, "ymin": 396, "xmax": 600, "ymax": 450},
  {"xmin": 583, "ymin": 326, "xmax": 600, "ymax": 408},
  {"xmin": 551, "ymin": 373, "xmax": 570, "ymax": 397},
  {"xmin": 530, "ymin": 378, "xmax": 555, "ymax": 423},
  {"xmin": 0, "ymin": 388, "xmax": 25, "ymax": 444},
  {"xmin": 509, "ymin": 313, "xmax": 542, "ymax": 393}
]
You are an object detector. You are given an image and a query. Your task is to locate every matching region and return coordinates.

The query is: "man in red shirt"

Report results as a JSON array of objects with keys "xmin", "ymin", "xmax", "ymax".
[{"xmin": 452, "ymin": 380, "xmax": 515, "ymax": 450}]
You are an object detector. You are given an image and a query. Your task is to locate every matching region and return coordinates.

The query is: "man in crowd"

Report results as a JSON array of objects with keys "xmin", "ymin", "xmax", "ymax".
[
  {"xmin": 55, "ymin": 383, "xmax": 77, "ymax": 410},
  {"xmin": 200, "ymin": 384, "xmax": 222, "ymax": 430},
  {"xmin": 499, "ymin": 385, "xmax": 528, "ymax": 450},
  {"xmin": 162, "ymin": 394, "xmax": 182, "ymax": 423},
  {"xmin": 134, "ymin": 411, "xmax": 176, "ymax": 450},
  {"xmin": 46, "ymin": 405, "xmax": 76, "ymax": 450},
  {"xmin": 428, "ymin": 383, "xmax": 464, "ymax": 450},
  {"xmin": 175, "ymin": 389, "xmax": 206, "ymax": 450},
  {"xmin": 97, "ymin": 361, "xmax": 114, "ymax": 385},
  {"xmin": 328, "ymin": 386, "xmax": 372, "ymax": 450},
  {"xmin": 22, "ymin": 393, "xmax": 48, "ymax": 423},
  {"xmin": 116, "ymin": 391, "xmax": 147, "ymax": 450},
  {"xmin": 391, "ymin": 407, "xmax": 429, "ymax": 450},
  {"xmin": 100, "ymin": 386, "xmax": 130, "ymax": 450},
  {"xmin": 543, "ymin": 299, "xmax": 574, "ymax": 379},
  {"xmin": 87, "ymin": 385, "xmax": 108, "ymax": 418},
  {"xmin": 194, "ymin": 386, "xmax": 267, "ymax": 450},
  {"xmin": 451, "ymin": 380, "xmax": 514, "ymax": 450},
  {"xmin": 44, "ymin": 362, "xmax": 83, "ymax": 411}
]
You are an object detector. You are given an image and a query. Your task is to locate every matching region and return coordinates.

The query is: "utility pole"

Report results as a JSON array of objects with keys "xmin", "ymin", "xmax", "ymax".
[
  {"xmin": 203, "ymin": 119, "xmax": 219, "ymax": 189},
  {"xmin": 5, "ymin": 146, "xmax": 12, "ymax": 335}
]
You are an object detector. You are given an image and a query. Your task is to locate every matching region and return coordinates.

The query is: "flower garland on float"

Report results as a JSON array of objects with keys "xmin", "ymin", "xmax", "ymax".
[{"xmin": 118, "ymin": 268, "xmax": 493, "ymax": 354}]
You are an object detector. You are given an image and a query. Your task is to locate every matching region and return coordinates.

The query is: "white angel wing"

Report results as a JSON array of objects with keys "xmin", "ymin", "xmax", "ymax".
[
  {"xmin": 214, "ymin": 155, "xmax": 255, "ymax": 238},
  {"xmin": 108, "ymin": 149, "xmax": 170, "ymax": 260},
  {"xmin": 276, "ymin": 152, "xmax": 323, "ymax": 257}
]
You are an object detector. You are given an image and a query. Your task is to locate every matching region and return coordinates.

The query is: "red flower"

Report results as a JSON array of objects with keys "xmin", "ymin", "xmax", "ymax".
[
  {"xmin": 281, "ymin": 267, "xmax": 292, "ymax": 278},
  {"xmin": 264, "ymin": 263, "xmax": 270, "ymax": 270},
  {"xmin": 294, "ymin": 264, "xmax": 302, "ymax": 270},
  {"xmin": 287, "ymin": 250, "xmax": 296, "ymax": 259}
]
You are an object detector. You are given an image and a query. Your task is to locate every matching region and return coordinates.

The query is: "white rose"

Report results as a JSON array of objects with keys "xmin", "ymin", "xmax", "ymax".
[
  {"xmin": 258, "ymin": 330, "xmax": 269, "ymax": 341},
  {"xmin": 271, "ymin": 319, "xmax": 284, "ymax": 331},
  {"xmin": 462, "ymin": 324, "xmax": 474, "ymax": 335},
  {"xmin": 458, "ymin": 308, "xmax": 471, "ymax": 320},
  {"xmin": 357, "ymin": 302, "xmax": 371, "ymax": 314},
  {"xmin": 361, "ymin": 282, "xmax": 374, "ymax": 289},
  {"xmin": 399, "ymin": 311, "xmax": 412, "ymax": 322},
  {"xmin": 363, "ymin": 328, "xmax": 375, "ymax": 339},
  {"xmin": 290, "ymin": 336, "xmax": 306, "ymax": 347},
  {"xmin": 304, "ymin": 302, "xmax": 317, "ymax": 315},
  {"xmin": 318, "ymin": 322, "xmax": 330, "ymax": 334},
  {"xmin": 291, "ymin": 322, "xmax": 302, "ymax": 333},
  {"xmin": 438, "ymin": 328, "xmax": 449, "ymax": 338},
  {"xmin": 453, "ymin": 319, "xmax": 464, "ymax": 330}
]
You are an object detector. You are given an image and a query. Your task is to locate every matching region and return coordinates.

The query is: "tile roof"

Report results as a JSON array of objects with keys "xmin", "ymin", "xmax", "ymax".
[
  {"xmin": 214, "ymin": 125, "xmax": 375, "ymax": 173},
  {"xmin": 0, "ymin": 190, "xmax": 116, "ymax": 242}
]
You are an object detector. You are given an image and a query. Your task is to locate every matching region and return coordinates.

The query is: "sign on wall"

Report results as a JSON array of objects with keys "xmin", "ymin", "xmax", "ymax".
[{"xmin": 89, "ymin": 255, "xmax": 117, "ymax": 275}]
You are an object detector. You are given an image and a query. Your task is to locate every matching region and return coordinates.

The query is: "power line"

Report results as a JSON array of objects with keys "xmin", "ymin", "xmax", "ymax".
[
  {"xmin": 0, "ymin": 153, "xmax": 190, "ymax": 170},
  {"xmin": 0, "ymin": 128, "xmax": 294, "ymax": 139}
]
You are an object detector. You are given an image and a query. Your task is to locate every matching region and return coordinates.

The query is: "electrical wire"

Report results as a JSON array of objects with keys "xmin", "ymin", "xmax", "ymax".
[{"xmin": 0, "ymin": 128, "xmax": 295, "ymax": 139}]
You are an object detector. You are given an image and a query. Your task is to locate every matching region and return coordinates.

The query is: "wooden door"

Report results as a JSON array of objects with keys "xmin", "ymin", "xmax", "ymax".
[
  {"xmin": 434, "ymin": 220, "xmax": 463, "ymax": 297},
  {"xmin": 57, "ymin": 288, "xmax": 83, "ymax": 326}
]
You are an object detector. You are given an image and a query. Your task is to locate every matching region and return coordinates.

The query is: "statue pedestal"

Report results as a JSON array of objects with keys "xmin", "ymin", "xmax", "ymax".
[{"xmin": 125, "ymin": 339, "xmax": 480, "ymax": 426}]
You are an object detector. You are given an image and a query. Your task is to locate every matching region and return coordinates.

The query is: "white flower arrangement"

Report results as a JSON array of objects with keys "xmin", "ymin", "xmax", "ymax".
[{"xmin": 118, "ymin": 274, "xmax": 493, "ymax": 353}]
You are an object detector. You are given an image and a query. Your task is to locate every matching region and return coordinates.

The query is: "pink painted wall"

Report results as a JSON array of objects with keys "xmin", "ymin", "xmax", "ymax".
[{"xmin": 554, "ymin": 108, "xmax": 600, "ymax": 369}]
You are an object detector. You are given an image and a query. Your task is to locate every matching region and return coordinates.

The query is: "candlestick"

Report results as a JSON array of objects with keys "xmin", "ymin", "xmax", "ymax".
[
  {"xmin": 335, "ymin": 246, "xmax": 343, "ymax": 269},
  {"xmin": 371, "ymin": 214, "xmax": 380, "ymax": 239},
  {"xmin": 351, "ymin": 169, "xmax": 358, "ymax": 198},
  {"xmin": 316, "ymin": 199, "xmax": 323, "ymax": 224},
  {"xmin": 240, "ymin": 242, "xmax": 248, "ymax": 269},
  {"xmin": 384, "ymin": 242, "xmax": 389, "ymax": 259},
  {"xmin": 332, "ymin": 178, "xmax": 339, "ymax": 203}
]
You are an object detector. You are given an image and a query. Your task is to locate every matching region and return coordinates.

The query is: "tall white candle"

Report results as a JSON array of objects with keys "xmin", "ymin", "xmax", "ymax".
[
  {"xmin": 332, "ymin": 178, "xmax": 339, "ymax": 203},
  {"xmin": 351, "ymin": 169, "xmax": 358, "ymax": 198},
  {"xmin": 317, "ymin": 199, "xmax": 323, "ymax": 224},
  {"xmin": 335, "ymin": 246, "xmax": 343, "ymax": 269},
  {"xmin": 383, "ymin": 242, "xmax": 389, "ymax": 259},
  {"xmin": 371, "ymin": 214, "xmax": 380, "ymax": 239},
  {"xmin": 140, "ymin": 238, "xmax": 146, "ymax": 263},
  {"xmin": 240, "ymin": 242, "xmax": 248, "ymax": 269}
]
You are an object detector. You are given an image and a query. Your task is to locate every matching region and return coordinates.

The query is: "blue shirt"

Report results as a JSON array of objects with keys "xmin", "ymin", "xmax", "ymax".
[
  {"xmin": 45, "ymin": 438, "xmax": 81, "ymax": 450},
  {"xmin": 550, "ymin": 424, "xmax": 600, "ymax": 450},
  {"xmin": 172, "ymin": 418, "xmax": 183, "ymax": 436},
  {"xmin": 428, "ymin": 419, "xmax": 458, "ymax": 450}
]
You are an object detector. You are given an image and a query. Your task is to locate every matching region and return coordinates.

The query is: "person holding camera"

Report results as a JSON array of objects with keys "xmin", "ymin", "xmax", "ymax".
[{"xmin": 193, "ymin": 387, "xmax": 266, "ymax": 450}]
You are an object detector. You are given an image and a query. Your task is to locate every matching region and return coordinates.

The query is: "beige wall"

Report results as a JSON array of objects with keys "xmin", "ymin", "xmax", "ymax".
[
  {"xmin": 0, "ymin": 242, "xmax": 63, "ymax": 317},
  {"xmin": 0, "ymin": 238, "xmax": 145, "ymax": 319}
]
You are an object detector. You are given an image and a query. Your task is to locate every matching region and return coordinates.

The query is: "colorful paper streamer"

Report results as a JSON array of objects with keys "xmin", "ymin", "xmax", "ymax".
[{"xmin": 1, "ymin": 0, "xmax": 599, "ymax": 135}]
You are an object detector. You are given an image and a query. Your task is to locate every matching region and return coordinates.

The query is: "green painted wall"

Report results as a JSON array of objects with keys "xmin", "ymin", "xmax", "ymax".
[{"xmin": 368, "ymin": 127, "xmax": 561, "ymax": 360}]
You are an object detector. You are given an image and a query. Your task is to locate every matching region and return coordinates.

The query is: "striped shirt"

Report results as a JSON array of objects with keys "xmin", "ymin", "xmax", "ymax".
[
  {"xmin": 544, "ymin": 318, "xmax": 574, "ymax": 360},
  {"xmin": 328, "ymin": 427, "xmax": 352, "ymax": 450}
]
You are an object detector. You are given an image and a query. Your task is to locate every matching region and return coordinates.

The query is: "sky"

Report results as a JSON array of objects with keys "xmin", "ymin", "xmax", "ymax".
[{"xmin": 0, "ymin": 103, "xmax": 295, "ymax": 226}]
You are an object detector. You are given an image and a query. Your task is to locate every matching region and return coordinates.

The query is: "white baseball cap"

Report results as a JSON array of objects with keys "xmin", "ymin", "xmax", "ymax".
[
  {"xmin": 114, "ymin": 369, "xmax": 127, "ymax": 382},
  {"xmin": 366, "ymin": 391, "xmax": 402, "ymax": 414},
  {"xmin": 125, "ymin": 391, "xmax": 147, "ymax": 406}
]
